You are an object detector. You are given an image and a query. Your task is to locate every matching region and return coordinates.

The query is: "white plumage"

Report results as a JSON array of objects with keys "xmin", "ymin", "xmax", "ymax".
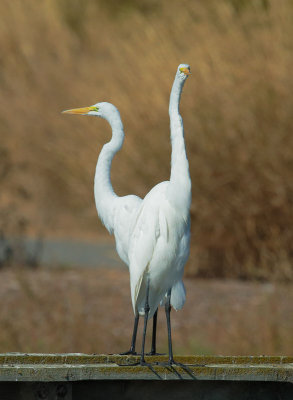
[{"xmin": 63, "ymin": 63, "xmax": 191, "ymax": 363}]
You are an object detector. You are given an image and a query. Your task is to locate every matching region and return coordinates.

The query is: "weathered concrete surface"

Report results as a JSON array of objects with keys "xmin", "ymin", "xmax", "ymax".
[{"xmin": 0, "ymin": 353, "xmax": 292, "ymax": 382}]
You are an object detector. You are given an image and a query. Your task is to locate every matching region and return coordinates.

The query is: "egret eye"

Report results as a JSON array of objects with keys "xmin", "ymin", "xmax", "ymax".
[{"xmin": 179, "ymin": 67, "xmax": 190, "ymax": 75}]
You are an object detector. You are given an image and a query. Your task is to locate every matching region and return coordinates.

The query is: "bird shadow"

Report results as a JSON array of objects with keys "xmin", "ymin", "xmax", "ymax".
[
  {"xmin": 155, "ymin": 362, "xmax": 199, "ymax": 380},
  {"xmin": 117, "ymin": 359, "xmax": 199, "ymax": 381},
  {"xmin": 116, "ymin": 360, "xmax": 163, "ymax": 380}
]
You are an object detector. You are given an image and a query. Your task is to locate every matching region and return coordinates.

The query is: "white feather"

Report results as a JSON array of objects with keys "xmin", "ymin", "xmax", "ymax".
[{"xmin": 64, "ymin": 64, "xmax": 191, "ymax": 320}]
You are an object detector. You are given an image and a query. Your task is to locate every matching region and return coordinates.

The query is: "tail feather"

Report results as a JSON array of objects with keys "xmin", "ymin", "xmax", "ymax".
[
  {"xmin": 160, "ymin": 280, "xmax": 186, "ymax": 310},
  {"xmin": 171, "ymin": 280, "xmax": 186, "ymax": 310}
]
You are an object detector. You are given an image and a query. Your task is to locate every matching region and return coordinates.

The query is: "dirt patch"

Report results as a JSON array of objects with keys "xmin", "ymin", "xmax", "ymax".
[{"xmin": 0, "ymin": 268, "xmax": 291, "ymax": 355}]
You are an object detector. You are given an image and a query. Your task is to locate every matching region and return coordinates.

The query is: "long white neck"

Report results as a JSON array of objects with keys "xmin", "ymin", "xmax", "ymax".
[
  {"xmin": 94, "ymin": 110, "xmax": 124, "ymax": 233},
  {"xmin": 168, "ymin": 74, "xmax": 191, "ymax": 211}
]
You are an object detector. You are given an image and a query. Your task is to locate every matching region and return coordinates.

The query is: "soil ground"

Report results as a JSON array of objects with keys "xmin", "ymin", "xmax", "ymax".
[{"xmin": 0, "ymin": 268, "xmax": 292, "ymax": 356}]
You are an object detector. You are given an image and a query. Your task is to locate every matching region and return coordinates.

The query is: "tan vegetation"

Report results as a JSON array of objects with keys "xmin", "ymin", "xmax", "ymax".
[
  {"xmin": 1, "ymin": 0, "xmax": 293, "ymax": 279},
  {"xmin": 0, "ymin": 268, "xmax": 292, "ymax": 355}
]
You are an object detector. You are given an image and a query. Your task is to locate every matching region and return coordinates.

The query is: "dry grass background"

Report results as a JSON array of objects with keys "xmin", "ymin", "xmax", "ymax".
[{"xmin": 1, "ymin": 0, "xmax": 293, "ymax": 280}]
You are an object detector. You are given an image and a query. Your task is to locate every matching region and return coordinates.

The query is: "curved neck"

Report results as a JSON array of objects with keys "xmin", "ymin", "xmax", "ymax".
[
  {"xmin": 169, "ymin": 74, "xmax": 184, "ymax": 116},
  {"xmin": 94, "ymin": 111, "xmax": 124, "ymax": 233},
  {"xmin": 169, "ymin": 75, "xmax": 190, "ymax": 192}
]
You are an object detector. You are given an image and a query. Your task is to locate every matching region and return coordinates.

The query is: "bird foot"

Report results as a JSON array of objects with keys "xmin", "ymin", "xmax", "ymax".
[
  {"xmin": 155, "ymin": 359, "xmax": 178, "ymax": 367},
  {"xmin": 155, "ymin": 359, "xmax": 205, "ymax": 370},
  {"xmin": 117, "ymin": 361, "xmax": 140, "ymax": 367},
  {"xmin": 146, "ymin": 351, "xmax": 165, "ymax": 356},
  {"xmin": 139, "ymin": 360, "xmax": 157, "ymax": 368},
  {"xmin": 117, "ymin": 358, "xmax": 154, "ymax": 367},
  {"xmin": 119, "ymin": 349, "xmax": 138, "ymax": 356}
]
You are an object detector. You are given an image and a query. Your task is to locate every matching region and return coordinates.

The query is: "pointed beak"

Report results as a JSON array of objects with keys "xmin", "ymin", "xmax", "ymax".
[
  {"xmin": 62, "ymin": 106, "xmax": 96, "ymax": 115},
  {"xmin": 179, "ymin": 67, "xmax": 191, "ymax": 76}
]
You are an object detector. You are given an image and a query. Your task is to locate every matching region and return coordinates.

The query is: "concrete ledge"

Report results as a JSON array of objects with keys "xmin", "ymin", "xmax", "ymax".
[{"xmin": 0, "ymin": 353, "xmax": 292, "ymax": 382}]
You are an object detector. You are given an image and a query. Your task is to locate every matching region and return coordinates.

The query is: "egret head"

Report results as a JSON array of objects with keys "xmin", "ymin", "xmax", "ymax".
[
  {"xmin": 177, "ymin": 64, "xmax": 191, "ymax": 80},
  {"xmin": 62, "ymin": 101, "xmax": 119, "ymax": 119}
]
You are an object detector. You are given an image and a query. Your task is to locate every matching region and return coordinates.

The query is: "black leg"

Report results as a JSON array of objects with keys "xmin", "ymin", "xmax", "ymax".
[
  {"xmin": 146, "ymin": 308, "xmax": 165, "ymax": 356},
  {"xmin": 119, "ymin": 277, "xmax": 164, "ymax": 374},
  {"xmin": 162, "ymin": 289, "xmax": 190, "ymax": 369},
  {"xmin": 120, "ymin": 313, "xmax": 139, "ymax": 355},
  {"xmin": 149, "ymin": 309, "xmax": 157, "ymax": 355},
  {"xmin": 153, "ymin": 288, "xmax": 205, "ymax": 373},
  {"xmin": 165, "ymin": 289, "xmax": 174, "ymax": 364},
  {"xmin": 154, "ymin": 288, "xmax": 180, "ymax": 367},
  {"xmin": 140, "ymin": 276, "xmax": 150, "ymax": 365},
  {"xmin": 119, "ymin": 276, "xmax": 151, "ymax": 367}
]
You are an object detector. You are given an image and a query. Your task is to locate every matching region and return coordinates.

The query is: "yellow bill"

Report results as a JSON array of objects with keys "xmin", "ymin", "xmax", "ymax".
[{"xmin": 62, "ymin": 106, "xmax": 98, "ymax": 115}]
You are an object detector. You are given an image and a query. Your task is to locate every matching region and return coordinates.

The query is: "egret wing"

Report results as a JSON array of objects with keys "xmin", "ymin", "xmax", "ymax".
[{"xmin": 128, "ymin": 183, "xmax": 169, "ymax": 312}]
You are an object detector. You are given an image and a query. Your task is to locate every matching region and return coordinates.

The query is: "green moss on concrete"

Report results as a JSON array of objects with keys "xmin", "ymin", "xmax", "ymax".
[
  {"xmin": 0, "ymin": 353, "xmax": 292, "ymax": 382},
  {"xmin": 1, "ymin": 353, "xmax": 292, "ymax": 366}
]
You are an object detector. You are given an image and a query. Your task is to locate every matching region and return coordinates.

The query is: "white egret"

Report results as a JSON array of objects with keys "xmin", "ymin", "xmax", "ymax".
[{"xmin": 63, "ymin": 64, "xmax": 191, "ymax": 366}]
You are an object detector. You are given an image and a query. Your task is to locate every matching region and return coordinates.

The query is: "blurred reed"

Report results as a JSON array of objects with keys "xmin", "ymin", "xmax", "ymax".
[{"xmin": 0, "ymin": 0, "xmax": 293, "ymax": 280}]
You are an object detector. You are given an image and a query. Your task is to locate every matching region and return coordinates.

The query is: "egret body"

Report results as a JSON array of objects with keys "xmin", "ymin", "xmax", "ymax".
[{"xmin": 63, "ymin": 64, "xmax": 191, "ymax": 365}]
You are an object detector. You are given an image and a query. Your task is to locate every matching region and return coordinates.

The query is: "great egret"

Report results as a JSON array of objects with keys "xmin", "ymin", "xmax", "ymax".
[{"xmin": 63, "ymin": 64, "xmax": 191, "ymax": 366}]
